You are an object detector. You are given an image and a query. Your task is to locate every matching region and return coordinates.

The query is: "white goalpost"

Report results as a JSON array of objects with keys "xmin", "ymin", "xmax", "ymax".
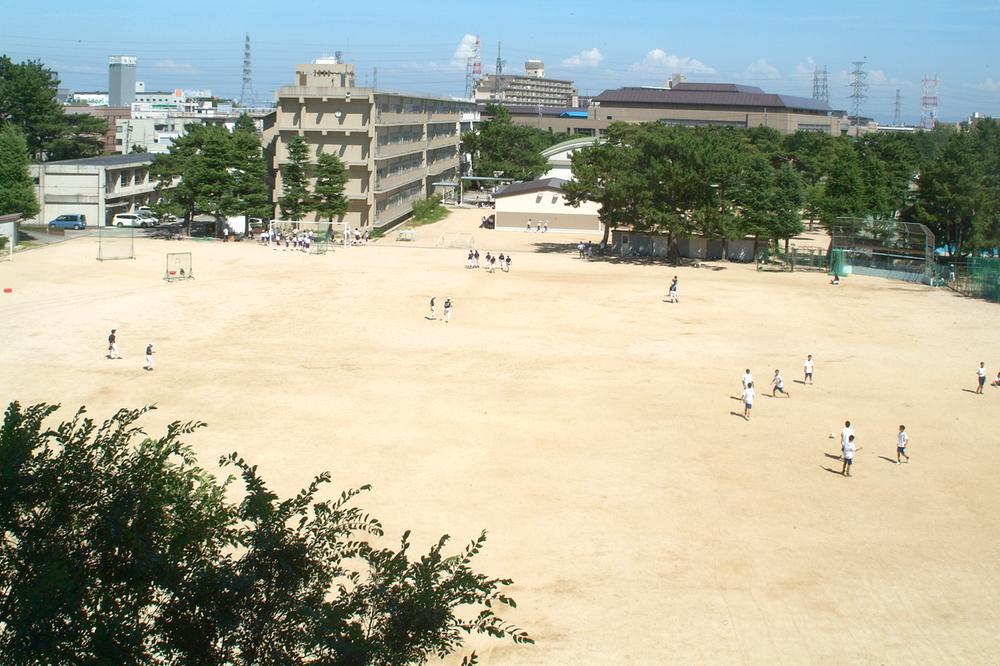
[
  {"xmin": 435, "ymin": 232, "xmax": 475, "ymax": 249},
  {"xmin": 98, "ymin": 226, "xmax": 135, "ymax": 261},
  {"xmin": 164, "ymin": 252, "xmax": 194, "ymax": 281}
]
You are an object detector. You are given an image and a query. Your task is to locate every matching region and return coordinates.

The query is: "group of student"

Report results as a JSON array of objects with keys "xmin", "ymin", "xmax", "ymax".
[
  {"xmin": 105, "ymin": 329, "xmax": 156, "ymax": 372},
  {"xmin": 259, "ymin": 229, "xmax": 315, "ymax": 253},
  {"xmin": 427, "ymin": 296, "xmax": 453, "ymax": 323},
  {"xmin": 466, "ymin": 250, "xmax": 511, "ymax": 273},
  {"xmin": 836, "ymin": 420, "xmax": 910, "ymax": 477},
  {"xmin": 739, "ymin": 362, "xmax": 806, "ymax": 421},
  {"xmin": 526, "ymin": 219, "xmax": 549, "ymax": 233},
  {"xmin": 976, "ymin": 361, "xmax": 1000, "ymax": 393}
]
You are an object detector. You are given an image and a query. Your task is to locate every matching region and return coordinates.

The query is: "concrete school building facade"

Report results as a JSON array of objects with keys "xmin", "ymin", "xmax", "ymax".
[
  {"xmin": 267, "ymin": 59, "xmax": 476, "ymax": 231},
  {"xmin": 28, "ymin": 154, "xmax": 170, "ymax": 226},
  {"xmin": 493, "ymin": 178, "xmax": 602, "ymax": 234}
]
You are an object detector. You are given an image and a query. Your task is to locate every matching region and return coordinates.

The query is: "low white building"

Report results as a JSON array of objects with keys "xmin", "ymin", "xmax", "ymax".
[
  {"xmin": 493, "ymin": 177, "xmax": 601, "ymax": 234},
  {"xmin": 29, "ymin": 154, "xmax": 172, "ymax": 226}
]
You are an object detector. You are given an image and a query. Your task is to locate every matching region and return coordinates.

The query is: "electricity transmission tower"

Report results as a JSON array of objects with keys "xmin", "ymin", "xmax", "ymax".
[
  {"xmin": 241, "ymin": 34, "xmax": 256, "ymax": 108},
  {"xmin": 464, "ymin": 35, "xmax": 481, "ymax": 100},
  {"xmin": 849, "ymin": 59, "xmax": 868, "ymax": 134},
  {"xmin": 493, "ymin": 42, "xmax": 505, "ymax": 96},
  {"xmin": 920, "ymin": 75, "xmax": 940, "ymax": 129},
  {"xmin": 812, "ymin": 66, "xmax": 829, "ymax": 104},
  {"xmin": 892, "ymin": 89, "xmax": 902, "ymax": 126}
]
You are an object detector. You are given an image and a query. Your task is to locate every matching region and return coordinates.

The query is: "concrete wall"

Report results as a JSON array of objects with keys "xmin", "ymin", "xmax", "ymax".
[
  {"xmin": 495, "ymin": 189, "xmax": 602, "ymax": 233},
  {"xmin": 613, "ymin": 231, "xmax": 756, "ymax": 262}
]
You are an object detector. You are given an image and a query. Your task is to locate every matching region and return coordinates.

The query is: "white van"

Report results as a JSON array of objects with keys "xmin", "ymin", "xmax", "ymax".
[{"xmin": 112, "ymin": 213, "xmax": 153, "ymax": 228}]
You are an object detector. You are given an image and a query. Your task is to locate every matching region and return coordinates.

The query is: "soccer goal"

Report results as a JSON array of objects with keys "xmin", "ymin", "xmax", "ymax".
[
  {"xmin": 98, "ymin": 225, "xmax": 135, "ymax": 261},
  {"xmin": 164, "ymin": 252, "xmax": 194, "ymax": 281},
  {"xmin": 435, "ymin": 232, "xmax": 475, "ymax": 249}
]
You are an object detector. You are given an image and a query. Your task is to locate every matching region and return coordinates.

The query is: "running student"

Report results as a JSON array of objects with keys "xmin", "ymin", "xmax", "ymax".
[
  {"xmin": 443, "ymin": 298, "xmax": 452, "ymax": 323},
  {"xmin": 976, "ymin": 362, "xmax": 986, "ymax": 394},
  {"xmin": 896, "ymin": 425, "xmax": 910, "ymax": 464},
  {"xmin": 742, "ymin": 382, "xmax": 755, "ymax": 420},
  {"xmin": 841, "ymin": 434, "xmax": 857, "ymax": 476},
  {"xmin": 144, "ymin": 343, "xmax": 155, "ymax": 372},
  {"xmin": 741, "ymin": 369, "xmax": 754, "ymax": 396},
  {"xmin": 803, "ymin": 354, "xmax": 814, "ymax": 384},
  {"xmin": 840, "ymin": 420, "xmax": 854, "ymax": 459},
  {"xmin": 771, "ymin": 369, "xmax": 789, "ymax": 398},
  {"xmin": 428, "ymin": 296, "xmax": 436, "ymax": 320}
]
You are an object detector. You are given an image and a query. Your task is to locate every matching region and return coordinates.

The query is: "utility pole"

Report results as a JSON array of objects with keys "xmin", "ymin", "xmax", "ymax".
[
  {"xmin": 849, "ymin": 59, "xmax": 868, "ymax": 135},
  {"xmin": 892, "ymin": 89, "xmax": 902, "ymax": 126}
]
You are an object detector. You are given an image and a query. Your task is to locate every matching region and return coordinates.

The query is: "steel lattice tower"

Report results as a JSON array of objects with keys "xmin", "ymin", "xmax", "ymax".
[
  {"xmin": 893, "ymin": 89, "xmax": 902, "ymax": 126},
  {"xmin": 241, "ymin": 34, "xmax": 255, "ymax": 108},
  {"xmin": 812, "ymin": 66, "xmax": 829, "ymax": 104},
  {"xmin": 464, "ymin": 36, "xmax": 481, "ymax": 99},
  {"xmin": 849, "ymin": 60, "xmax": 868, "ymax": 132},
  {"xmin": 920, "ymin": 75, "xmax": 940, "ymax": 129}
]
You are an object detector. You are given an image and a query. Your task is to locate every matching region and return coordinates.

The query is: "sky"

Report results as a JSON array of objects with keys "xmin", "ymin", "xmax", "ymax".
[{"xmin": 2, "ymin": 0, "xmax": 999, "ymax": 124}]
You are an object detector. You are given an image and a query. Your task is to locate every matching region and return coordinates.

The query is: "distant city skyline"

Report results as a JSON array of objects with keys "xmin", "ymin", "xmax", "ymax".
[{"xmin": 3, "ymin": 0, "xmax": 998, "ymax": 124}]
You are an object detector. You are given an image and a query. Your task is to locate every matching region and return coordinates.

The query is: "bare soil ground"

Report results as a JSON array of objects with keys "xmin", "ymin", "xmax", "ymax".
[{"xmin": 2, "ymin": 208, "xmax": 999, "ymax": 664}]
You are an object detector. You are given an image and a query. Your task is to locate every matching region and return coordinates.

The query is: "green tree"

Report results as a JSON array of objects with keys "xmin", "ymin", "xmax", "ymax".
[
  {"xmin": 0, "ymin": 56, "xmax": 106, "ymax": 160},
  {"xmin": 151, "ymin": 125, "xmax": 236, "ymax": 222},
  {"xmin": 151, "ymin": 124, "xmax": 211, "ymax": 221},
  {"xmin": 0, "ymin": 125, "xmax": 39, "ymax": 218},
  {"xmin": 312, "ymin": 152, "xmax": 350, "ymax": 223},
  {"xmin": 230, "ymin": 114, "xmax": 273, "ymax": 220},
  {"xmin": 461, "ymin": 104, "xmax": 548, "ymax": 182},
  {"xmin": 818, "ymin": 139, "xmax": 865, "ymax": 226},
  {"xmin": 279, "ymin": 134, "xmax": 312, "ymax": 220},
  {"xmin": 130, "ymin": 143, "xmax": 148, "ymax": 154},
  {"xmin": 0, "ymin": 401, "xmax": 532, "ymax": 665}
]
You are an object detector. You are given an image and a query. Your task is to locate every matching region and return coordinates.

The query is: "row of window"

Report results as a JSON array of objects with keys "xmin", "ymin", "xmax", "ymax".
[
  {"xmin": 426, "ymin": 123, "xmax": 457, "ymax": 140},
  {"xmin": 376, "ymin": 154, "xmax": 423, "ymax": 185},
  {"xmin": 375, "ymin": 182, "xmax": 424, "ymax": 217},
  {"xmin": 377, "ymin": 125, "xmax": 424, "ymax": 146},
  {"xmin": 377, "ymin": 98, "xmax": 470, "ymax": 116},
  {"xmin": 427, "ymin": 146, "xmax": 457, "ymax": 165}
]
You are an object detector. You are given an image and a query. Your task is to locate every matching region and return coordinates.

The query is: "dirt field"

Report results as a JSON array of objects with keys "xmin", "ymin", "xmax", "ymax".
[{"xmin": 2, "ymin": 208, "xmax": 999, "ymax": 664}]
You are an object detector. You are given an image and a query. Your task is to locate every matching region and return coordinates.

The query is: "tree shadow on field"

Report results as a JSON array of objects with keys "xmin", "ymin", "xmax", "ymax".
[{"xmin": 530, "ymin": 241, "xmax": 584, "ymax": 255}]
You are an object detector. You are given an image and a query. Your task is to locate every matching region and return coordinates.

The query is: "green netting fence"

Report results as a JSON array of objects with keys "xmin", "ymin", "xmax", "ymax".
[{"xmin": 934, "ymin": 258, "xmax": 1000, "ymax": 303}]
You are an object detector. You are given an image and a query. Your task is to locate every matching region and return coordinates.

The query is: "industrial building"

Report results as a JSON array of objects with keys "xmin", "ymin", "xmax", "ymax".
[
  {"xmin": 267, "ymin": 58, "xmax": 476, "ymax": 229},
  {"xmin": 475, "ymin": 60, "xmax": 578, "ymax": 108},
  {"xmin": 505, "ymin": 81, "xmax": 842, "ymax": 136},
  {"xmin": 28, "ymin": 154, "xmax": 171, "ymax": 226}
]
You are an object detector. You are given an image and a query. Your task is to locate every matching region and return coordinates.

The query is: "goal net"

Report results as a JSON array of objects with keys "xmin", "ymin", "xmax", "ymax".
[
  {"xmin": 435, "ymin": 232, "xmax": 475, "ymax": 249},
  {"xmin": 98, "ymin": 226, "xmax": 135, "ymax": 261},
  {"xmin": 830, "ymin": 218, "xmax": 934, "ymax": 284},
  {"xmin": 164, "ymin": 252, "xmax": 194, "ymax": 281}
]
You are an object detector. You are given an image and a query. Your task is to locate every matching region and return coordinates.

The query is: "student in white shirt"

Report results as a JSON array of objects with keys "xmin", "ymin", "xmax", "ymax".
[
  {"xmin": 771, "ymin": 369, "xmax": 789, "ymax": 398},
  {"xmin": 896, "ymin": 425, "xmax": 909, "ymax": 464},
  {"xmin": 741, "ymin": 369, "xmax": 754, "ymax": 394},
  {"xmin": 742, "ymin": 382, "xmax": 755, "ymax": 420},
  {"xmin": 976, "ymin": 361, "xmax": 986, "ymax": 394},
  {"xmin": 840, "ymin": 421, "xmax": 854, "ymax": 459},
  {"xmin": 803, "ymin": 354, "xmax": 814, "ymax": 384},
  {"xmin": 841, "ymin": 434, "xmax": 858, "ymax": 476}
]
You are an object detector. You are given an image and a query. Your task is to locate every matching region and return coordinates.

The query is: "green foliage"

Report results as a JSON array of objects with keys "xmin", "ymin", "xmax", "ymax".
[
  {"xmin": 0, "ymin": 402, "xmax": 532, "ymax": 665},
  {"xmin": 0, "ymin": 55, "xmax": 106, "ymax": 160},
  {"xmin": 410, "ymin": 195, "xmax": 449, "ymax": 225},
  {"xmin": 130, "ymin": 143, "xmax": 148, "ymax": 154},
  {"xmin": 0, "ymin": 125, "xmax": 39, "ymax": 218},
  {"xmin": 279, "ymin": 134, "xmax": 312, "ymax": 221},
  {"xmin": 461, "ymin": 103, "xmax": 549, "ymax": 181},
  {"xmin": 312, "ymin": 152, "xmax": 350, "ymax": 222},
  {"xmin": 151, "ymin": 117, "xmax": 273, "ymax": 222}
]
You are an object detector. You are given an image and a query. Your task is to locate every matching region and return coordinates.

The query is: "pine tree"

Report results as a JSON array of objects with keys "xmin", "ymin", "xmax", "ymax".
[
  {"xmin": 230, "ymin": 114, "xmax": 272, "ymax": 220},
  {"xmin": 312, "ymin": 152, "xmax": 349, "ymax": 223},
  {"xmin": 279, "ymin": 135, "xmax": 311, "ymax": 220},
  {"xmin": 0, "ymin": 125, "xmax": 39, "ymax": 218}
]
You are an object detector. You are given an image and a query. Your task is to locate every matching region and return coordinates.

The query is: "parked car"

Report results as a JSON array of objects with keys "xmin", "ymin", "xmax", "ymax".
[
  {"xmin": 112, "ymin": 213, "xmax": 153, "ymax": 228},
  {"xmin": 137, "ymin": 211, "xmax": 159, "ymax": 226},
  {"xmin": 48, "ymin": 214, "xmax": 87, "ymax": 230}
]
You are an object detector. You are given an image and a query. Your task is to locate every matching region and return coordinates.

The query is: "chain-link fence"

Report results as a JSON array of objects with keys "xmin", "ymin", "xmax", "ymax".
[
  {"xmin": 933, "ymin": 257, "xmax": 1000, "ymax": 303},
  {"xmin": 830, "ymin": 218, "xmax": 934, "ymax": 284}
]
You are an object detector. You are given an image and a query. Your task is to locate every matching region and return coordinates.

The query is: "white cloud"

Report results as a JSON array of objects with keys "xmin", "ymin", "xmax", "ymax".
[
  {"xmin": 152, "ymin": 59, "xmax": 200, "ymax": 74},
  {"xmin": 971, "ymin": 77, "xmax": 1000, "ymax": 92},
  {"xmin": 631, "ymin": 48, "xmax": 716, "ymax": 75},
  {"xmin": 404, "ymin": 34, "xmax": 479, "ymax": 72},
  {"xmin": 739, "ymin": 58, "xmax": 781, "ymax": 80},
  {"xmin": 562, "ymin": 48, "xmax": 604, "ymax": 68},
  {"xmin": 793, "ymin": 56, "xmax": 817, "ymax": 78},
  {"xmin": 451, "ymin": 34, "xmax": 479, "ymax": 66}
]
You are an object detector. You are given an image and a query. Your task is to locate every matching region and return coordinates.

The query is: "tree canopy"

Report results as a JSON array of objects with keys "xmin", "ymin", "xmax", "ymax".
[
  {"xmin": 0, "ymin": 124, "xmax": 39, "ymax": 218},
  {"xmin": 278, "ymin": 134, "xmax": 312, "ymax": 221},
  {"xmin": 0, "ymin": 55, "xmax": 106, "ymax": 161},
  {"xmin": 312, "ymin": 152, "xmax": 351, "ymax": 223},
  {"xmin": 0, "ymin": 401, "xmax": 532, "ymax": 665}
]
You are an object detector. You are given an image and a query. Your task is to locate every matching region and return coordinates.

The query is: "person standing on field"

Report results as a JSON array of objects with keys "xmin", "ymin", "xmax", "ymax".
[
  {"xmin": 443, "ymin": 298, "xmax": 452, "ymax": 323},
  {"xmin": 668, "ymin": 276, "xmax": 678, "ymax": 303},
  {"xmin": 804, "ymin": 354, "xmax": 814, "ymax": 384},
  {"xmin": 976, "ymin": 361, "xmax": 986, "ymax": 394},
  {"xmin": 741, "ymin": 369, "xmax": 754, "ymax": 395},
  {"xmin": 742, "ymin": 382, "xmax": 755, "ymax": 420},
  {"xmin": 840, "ymin": 420, "xmax": 854, "ymax": 459},
  {"xmin": 428, "ymin": 296, "xmax": 437, "ymax": 320},
  {"xmin": 896, "ymin": 425, "xmax": 910, "ymax": 464},
  {"xmin": 841, "ymin": 434, "xmax": 857, "ymax": 477},
  {"xmin": 107, "ymin": 329, "xmax": 120, "ymax": 359},
  {"xmin": 144, "ymin": 343, "xmax": 155, "ymax": 372}
]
